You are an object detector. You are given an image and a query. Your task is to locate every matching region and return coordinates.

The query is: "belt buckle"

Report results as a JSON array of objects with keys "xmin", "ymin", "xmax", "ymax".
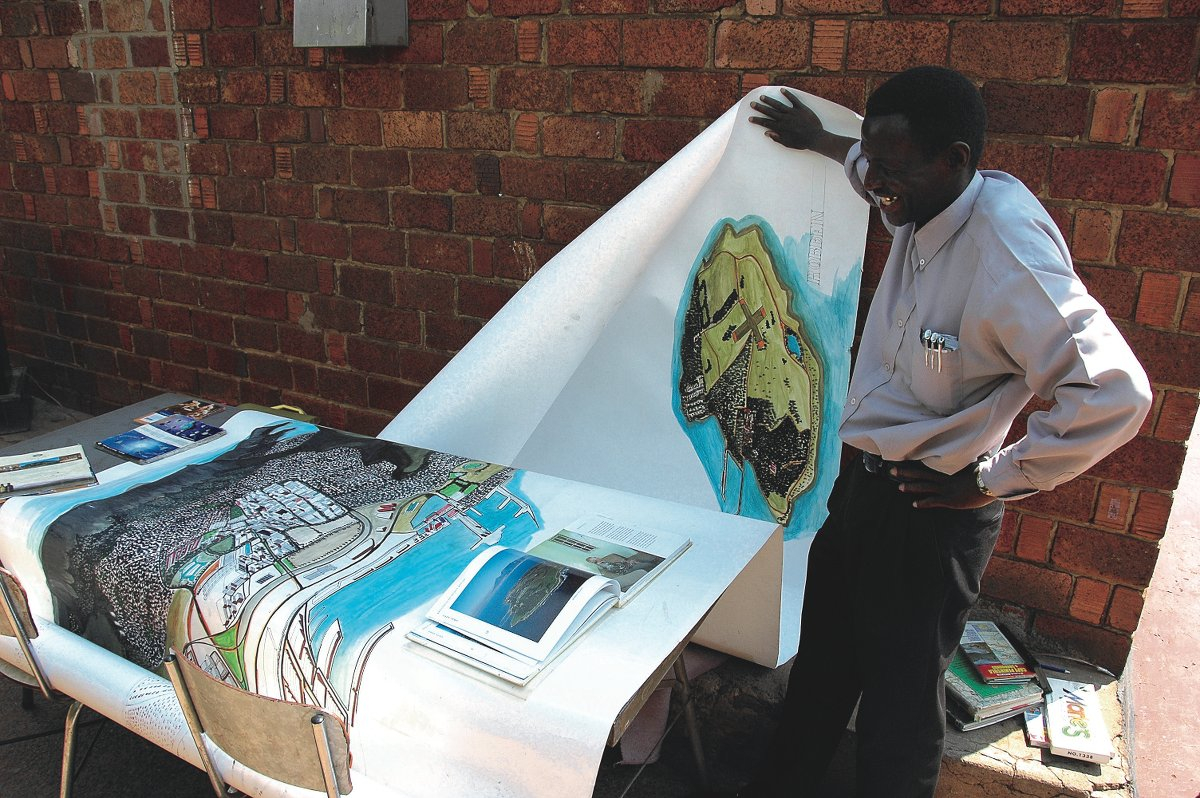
[{"xmin": 862, "ymin": 452, "xmax": 884, "ymax": 474}]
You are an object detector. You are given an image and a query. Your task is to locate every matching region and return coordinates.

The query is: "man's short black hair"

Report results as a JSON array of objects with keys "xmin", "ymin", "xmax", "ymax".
[{"xmin": 865, "ymin": 66, "xmax": 987, "ymax": 169}]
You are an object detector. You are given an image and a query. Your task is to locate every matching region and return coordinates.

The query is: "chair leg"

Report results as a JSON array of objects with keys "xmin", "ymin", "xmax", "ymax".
[
  {"xmin": 60, "ymin": 700, "xmax": 84, "ymax": 798},
  {"xmin": 672, "ymin": 656, "xmax": 709, "ymax": 788}
]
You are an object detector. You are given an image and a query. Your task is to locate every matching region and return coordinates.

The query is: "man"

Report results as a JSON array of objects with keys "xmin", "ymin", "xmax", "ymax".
[{"xmin": 729, "ymin": 67, "xmax": 1152, "ymax": 797}]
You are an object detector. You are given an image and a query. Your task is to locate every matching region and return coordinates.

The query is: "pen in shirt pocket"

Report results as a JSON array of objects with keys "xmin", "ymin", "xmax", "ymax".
[{"xmin": 921, "ymin": 329, "xmax": 959, "ymax": 373}]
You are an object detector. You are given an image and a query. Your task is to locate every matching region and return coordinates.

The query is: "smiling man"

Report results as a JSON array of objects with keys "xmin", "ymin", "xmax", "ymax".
[{"xmin": 724, "ymin": 67, "xmax": 1153, "ymax": 798}]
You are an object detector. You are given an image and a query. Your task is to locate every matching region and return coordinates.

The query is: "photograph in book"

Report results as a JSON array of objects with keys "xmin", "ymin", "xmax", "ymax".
[
  {"xmin": 96, "ymin": 414, "xmax": 226, "ymax": 463},
  {"xmin": 527, "ymin": 514, "xmax": 690, "ymax": 605}
]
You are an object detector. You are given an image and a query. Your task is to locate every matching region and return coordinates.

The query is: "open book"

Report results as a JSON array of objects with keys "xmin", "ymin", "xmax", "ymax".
[
  {"xmin": 0, "ymin": 444, "xmax": 97, "ymax": 499},
  {"xmin": 409, "ymin": 514, "xmax": 691, "ymax": 685},
  {"xmin": 96, "ymin": 414, "xmax": 226, "ymax": 464}
]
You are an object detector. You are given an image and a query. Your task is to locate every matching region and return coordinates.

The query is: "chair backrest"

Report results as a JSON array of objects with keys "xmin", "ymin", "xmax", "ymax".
[
  {"xmin": 165, "ymin": 647, "xmax": 353, "ymax": 797},
  {"xmin": 0, "ymin": 566, "xmax": 52, "ymax": 698}
]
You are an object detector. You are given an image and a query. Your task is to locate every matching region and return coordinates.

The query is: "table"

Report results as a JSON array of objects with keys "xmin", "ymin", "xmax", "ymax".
[{"xmin": 0, "ymin": 396, "xmax": 781, "ymax": 798}]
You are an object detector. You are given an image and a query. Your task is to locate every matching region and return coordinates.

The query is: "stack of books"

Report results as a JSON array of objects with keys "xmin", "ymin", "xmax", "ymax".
[{"xmin": 945, "ymin": 620, "xmax": 1042, "ymax": 731}]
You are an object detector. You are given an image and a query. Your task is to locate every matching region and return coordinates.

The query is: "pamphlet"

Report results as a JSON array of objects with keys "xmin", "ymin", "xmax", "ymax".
[
  {"xmin": 945, "ymin": 648, "xmax": 1044, "ymax": 723},
  {"xmin": 959, "ymin": 620, "xmax": 1037, "ymax": 684},
  {"xmin": 1045, "ymin": 677, "xmax": 1114, "ymax": 763},
  {"xmin": 133, "ymin": 399, "xmax": 225, "ymax": 425},
  {"xmin": 409, "ymin": 514, "xmax": 691, "ymax": 684},
  {"xmin": 96, "ymin": 415, "xmax": 226, "ymax": 464},
  {"xmin": 0, "ymin": 444, "xmax": 97, "ymax": 498}
]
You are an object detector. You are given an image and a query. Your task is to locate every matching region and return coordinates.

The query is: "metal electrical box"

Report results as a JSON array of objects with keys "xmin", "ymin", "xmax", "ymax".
[{"xmin": 294, "ymin": 0, "xmax": 408, "ymax": 47}]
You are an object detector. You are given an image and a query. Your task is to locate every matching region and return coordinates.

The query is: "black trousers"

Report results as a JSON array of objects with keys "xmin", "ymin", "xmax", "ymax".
[{"xmin": 751, "ymin": 455, "xmax": 1004, "ymax": 798}]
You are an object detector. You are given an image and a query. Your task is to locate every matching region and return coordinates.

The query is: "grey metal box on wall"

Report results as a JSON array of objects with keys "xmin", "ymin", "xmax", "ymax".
[{"xmin": 293, "ymin": 0, "xmax": 409, "ymax": 47}]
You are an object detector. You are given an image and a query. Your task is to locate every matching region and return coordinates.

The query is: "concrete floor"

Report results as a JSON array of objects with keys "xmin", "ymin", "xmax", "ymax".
[{"xmin": 1, "ymin": 397, "xmax": 1196, "ymax": 798}]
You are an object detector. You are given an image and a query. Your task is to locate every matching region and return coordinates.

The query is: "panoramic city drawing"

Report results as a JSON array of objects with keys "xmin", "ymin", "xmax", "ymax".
[{"xmin": 40, "ymin": 423, "xmax": 539, "ymax": 727}]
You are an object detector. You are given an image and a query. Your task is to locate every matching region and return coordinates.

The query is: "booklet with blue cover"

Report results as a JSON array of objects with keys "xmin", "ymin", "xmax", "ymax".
[{"xmin": 96, "ymin": 414, "xmax": 226, "ymax": 464}]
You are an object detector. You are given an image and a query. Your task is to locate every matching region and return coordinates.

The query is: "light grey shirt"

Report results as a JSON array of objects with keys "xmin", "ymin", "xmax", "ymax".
[{"xmin": 839, "ymin": 141, "xmax": 1152, "ymax": 499}]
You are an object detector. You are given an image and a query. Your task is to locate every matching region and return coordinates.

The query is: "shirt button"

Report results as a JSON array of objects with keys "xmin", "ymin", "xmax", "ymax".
[
  {"xmin": 897, "ymin": 319, "xmax": 904, "ymax": 327},
  {"xmin": 919, "ymin": 258, "xmax": 926, "ymax": 266},
  {"xmin": 849, "ymin": 397, "xmax": 857, "ymax": 405},
  {"xmin": 884, "ymin": 364, "xmax": 892, "ymax": 373}
]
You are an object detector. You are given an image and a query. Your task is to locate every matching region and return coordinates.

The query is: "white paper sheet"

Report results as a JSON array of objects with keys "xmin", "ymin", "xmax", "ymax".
[{"xmin": 381, "ymin": 89, "xmax": 869, "ymax": 663}]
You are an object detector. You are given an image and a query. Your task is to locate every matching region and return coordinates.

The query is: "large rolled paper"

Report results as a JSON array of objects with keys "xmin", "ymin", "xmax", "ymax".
[{"xmin": 381, "ymin": 89, "xmax": 869, "ymax": 663}]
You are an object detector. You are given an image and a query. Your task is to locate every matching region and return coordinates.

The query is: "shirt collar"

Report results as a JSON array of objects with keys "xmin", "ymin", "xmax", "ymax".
[{"xmin": 911, "ymin": 171, "xmax": 984, "ymax": 270}]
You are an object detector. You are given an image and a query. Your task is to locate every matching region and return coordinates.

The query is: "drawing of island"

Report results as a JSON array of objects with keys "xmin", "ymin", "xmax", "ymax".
[{"xmin": 677, "ymin": 221, "xmax": 823, "ymax": 524}]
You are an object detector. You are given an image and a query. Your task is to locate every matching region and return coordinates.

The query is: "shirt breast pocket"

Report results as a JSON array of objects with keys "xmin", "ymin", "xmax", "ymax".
[{"xmin": 909, "ymin": 344, "xmax": 963, "ymax": 415}]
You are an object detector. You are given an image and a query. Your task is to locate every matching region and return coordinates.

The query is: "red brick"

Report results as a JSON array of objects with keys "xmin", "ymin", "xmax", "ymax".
[
  {"xmin": 1169, "ymin": 154, "xmax": 1200, "ymax": 208},
  {"xmin": 171, "ymin": 0, "xmax": 211, "ymax": 29},
  {"xmin": 213, "ymin": 0, "xmax": 259, "ymax": 26},
  {"xmin": 1071, "ymin": 208, "xmax": 1113, "ymax": 263},
  {"xmin": 447, "ymin": 112, "xmax": 510, "ymax": 150},
  {"xmin": 650, "ymin": 72, "xmax": 741, "ymax": 118},
  {"xmin": 624, "ymin": 19, "xmax": 709, "ymax": 68},
  {"xmin": 215, "ymin": 177, "xmax": 263, "ymax": 212},
  {"xmin": 327, "ymin": 110, "xmax": 381, "ymax": 145},
  {"xmin": 155, "ymin": 209, "xmax": 190, "ymax": 239},
  {"xmin": 1015, "ymin": 515, "xmax": 1055, "ymax": 561},
  {"xmin": 216, "ymin": 71, "xmax": 264, "ymax": 105},
  {"xmin": 715, "ymin": 20, "xmax": 808, "ymax": 70},
  {"xmin": 952, "ymin": 22, "xmax": 1068, "ymax": 81},
  {"xmin": 104, "ymin": 0, "xmax": 147, "ymax": 30},
  {"xmin": 366, "ymin": 376, "xmax": 420, "ymax": 415},
  {"xmin": 395, "ymin": 270, "xmax": 457, "ymax": 313},
  {"xmin": 393, "ymin": 191, "xmax": 452, "ymax": 231},
  {"xmin": 118, "ymin": 71, "xmax": 158, "ymax": 104},
  {"xmin": 257, "ymin": 30, "xmax": 304, "ymax": 65},
  {"xmin": 1090, "ymin": 424, "xmax": 1187, "ymax": 491},
  {"xmin": 548, "ymin": 19, "xmax": 621, "ymax": 66},
  {"xmin": 331, "ymin": 189, "xmax": 387, "ymax": 224},
  {"xmin": 144, "ymin": 174, "xmax": 182, "ymax": 207},
  {"xmin": 309, "ymin": 295, "xmax": 362, "ymax": 333},
  {"xmin": 339, "ymin": 262, "xmax": 395, "ymax": 304},
  {"xmin": 290, "ymin": 71, "xmax": 341, "ymax": 106},
  {"xmin": 1135, "ymin": 271, "xmax": 1181, "ymax": 328},
  {"xmin": 176, "ymin": 71, "xmax": 219, "ymax": 104},
  {"xmin": 266, "ymin": 183, "xmax": 314, "ymax": 217},
  {"xmin": 267, "ymin": 254, "xmax": 323, "ymax": 292},
  {"xmin": 1106, "ymin": 585, "xmax": 1144, "ymax": 632},
  {"xmin": 1184, "ymin": 281, "xmax": 1200, "ymax": 333},
  {"xmin": 297, "ymin": 220, "xmax": 350, "ymax": 259},
  {"xmin": 1093, "ymin": 483, "xmax": 1134, "ymax": 529},
  {"xmin": 1068, "ymin": 577, "xmax": 1111, "ymax": 625},
  {"xmin": 293, "ymin": 147, "xmax": 350, "ymax": 184},
  {"xmin": 784, "ymin": 0, "xmax": 881, "ymax": 10},
  {"xmin": 46, "ymin": 2, "xmax": 86, "ymax": 34},
  {"xmin": 411, "ymin": 151, "xmax": 475, "ymax": 192},
  {"xmin": 404, "ymin": 68, "xmax": 468, "ymax": 110},
  {"xmin": 453, "ymin": 196, "xmax": 519, "ymax": 237},
  {"xmin": 983, "ymin": 83, "xmax": 1088, "ymax": 138},
  {"xmin": 207, "ymin": 107, "xmax": 257, "ymax": 140},
  {"xmin": 1070, "ymin": 22, "xmax": 1197, "ymax": 83},
  {"xmin": 1052, "ymin": 523, "xmax": 1159, "ymax": 586},
  {"xmin": 351, "ymin": 150, "xmax": 409, "ymax": 189},
  {"xmin": 382, "ymin": 111, "xmax": 442, "ymax": 148},
  {"xmin": 490, "ymin": 0, "xmax": 562, "ymax": 13},
  {"xmin": 344, "ymin": 336, "xmax": 400, "ymax": 376},
  {"xmin": 426, "ymin": 314, "xmax": 484, "ymax": 352},
  {"xmin": 342, "ymin": 68, "xmax": 405, "ymax": 108},
  {"xmin": 1117, "ymin": 211, "xmax": 1200, "ymax": 272},
  {"xmin": 351, "ymin": 226, "xmax": 406, "ymax": 267},
  {"xmin": 500, "ymin": 158, "xmax": 566, "ymax": 200},
  {"xmin": 1087, "ymin": 88, "xmax": 1135, "ymax": 145},
  {"xmin": 542, "ymin": 116, "xmax": 616, "ymax": 159},
  {"xmin": 231, "ymin": 214, "xmax": 278, "ymax": 250},
  {"xmin": 1131, "ymin": 491, "xmax": 1173, "ymax": 540},
  {"xmin": 495, "ymin": 68, "xmax": 568, "ymax": 112},
  {"xmin": 409, "ymin": 0, "xmax": 470, "ymax": 20},
  {"xmin": 100, "ymin": 108, "xmax": 137, "ymax": 138},
  {"xmin": 1050, "ymin": 148, "xmax": 1166, "ymax": 205},
  {"xmin": 544, "ymin": 204, "xmax": 600, "ymax": 243},
  {"xmin": 623, "ymin": 119, "xmax": 703, "ymax": 163},
  {"xmin": 447, "ymin": 20, "xmax": 516, "ymax": 64},
  {"xmin": 398, "ymin": 349, "xmax": 451, "ymax": 382},
  {"xmin": 847, "ymin": 21, "xmax": 950, "ymax": 72},
  {"xmin": 1022, "ymin": 478, "xmax": 1099, "ymax": 525},
  {"xmin": 981, "ymin": 557, "xmax": 1072, "ymax": 613},
  {"xmin": 572, "ymin": 71, "xmax": 643, "ymax": 115},
  {"xmin": 574, "ymin": 0, "xmax": 650, "ymax": 11},
  {"xmin": 408, "ymin": 234, "xmax": 470, "ymax": 274},
  {"xmin": 1156, "ymin": 391, "xmax": 1198, "ymax": 441},
  {"xmin": 458, "ymin": 278, "xmax": 518, "ymax": 319},
  {"xmin": 1001, "ymin": 0, "xmax": 1111, "ymax": 12},
  {"xmin": 229, "ymin": 144, "xmax": 274, "ymax": 178},
  {"xmin": 207, "ymin": 31, "xmax": 256, "ymax": 67},
  {"xmin": 660, "ymin": 0, "xmax": 736, "ymax": 8},
  {"xmin": 893, "ymin": 0, "xmax": 987, "ymax": 9}
]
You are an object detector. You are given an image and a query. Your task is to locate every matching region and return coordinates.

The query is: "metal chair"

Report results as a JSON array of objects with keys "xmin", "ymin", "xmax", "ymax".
[
  {"xmin": 0, "ymin": 566, "xmax": 87, "ymax": 798},
  {"xmin": 164, "ymin": 646, "xmax": 353, "ymax": 798}
]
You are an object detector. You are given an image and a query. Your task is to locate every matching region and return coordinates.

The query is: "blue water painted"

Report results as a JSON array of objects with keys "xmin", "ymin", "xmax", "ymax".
[
  {"xmin": 307, "ymin": 473, "xmax": 541, "ymax": 692},
  {"xmin": 672, "ymin": 216, "xmax": 861, "ymax": 540}
]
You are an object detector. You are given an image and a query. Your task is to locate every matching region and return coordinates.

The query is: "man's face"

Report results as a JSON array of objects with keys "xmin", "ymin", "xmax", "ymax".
[{"xmin": 860, "ymin": 114, "xmax": 966, "ymax": 230}]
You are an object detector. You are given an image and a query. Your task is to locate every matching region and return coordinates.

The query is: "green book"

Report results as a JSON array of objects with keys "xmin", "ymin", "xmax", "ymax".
[{"xmin": 946, "ymin": 649, "xmax": 1044, "ymax": 721}]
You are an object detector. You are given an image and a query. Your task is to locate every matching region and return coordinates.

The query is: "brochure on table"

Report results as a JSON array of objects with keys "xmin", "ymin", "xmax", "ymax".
[
  {"xmin": 379, "ymin": 89, "xmax": 870, "ymax": 666},
  {"xmin": 0, "ymin": 410, "xmax": 779, "ymax": 798}
]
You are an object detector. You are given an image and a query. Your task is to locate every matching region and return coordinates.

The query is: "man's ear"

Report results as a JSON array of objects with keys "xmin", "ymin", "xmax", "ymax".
[{"xmin": 945, "ymin": 141, "xmax": 972, "ymax": 173}]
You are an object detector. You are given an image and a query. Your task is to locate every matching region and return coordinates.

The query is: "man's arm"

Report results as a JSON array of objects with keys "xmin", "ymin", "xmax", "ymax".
[{"xmin": 749, "ymin": 88, "xmax": 858, "ymax": 163}]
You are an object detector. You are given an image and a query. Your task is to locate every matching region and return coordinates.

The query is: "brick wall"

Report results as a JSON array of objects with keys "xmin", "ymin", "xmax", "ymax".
[{"xmin": 0, "ymin": 0, "xmax": 1196, "ymax": 670}]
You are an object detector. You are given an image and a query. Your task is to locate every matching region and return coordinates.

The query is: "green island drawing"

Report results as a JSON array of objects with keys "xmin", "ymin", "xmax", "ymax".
[{"xmin": 678, "ymin": 222, "xmax": 823, "ymax": 523}]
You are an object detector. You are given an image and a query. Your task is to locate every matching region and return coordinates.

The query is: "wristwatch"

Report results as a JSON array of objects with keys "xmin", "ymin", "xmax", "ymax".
[{"xmin": 974, "ymin": 463, "xmax": 998, "ymax": 498}]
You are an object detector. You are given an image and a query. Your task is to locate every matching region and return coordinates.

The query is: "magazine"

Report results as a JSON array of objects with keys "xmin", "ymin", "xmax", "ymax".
[
  {"xmin": 959, "ymin": 620, "xmax": 1037, "ymax": 684},
  {"xmin": 133, "ymin": 399, "xmax": 225, "ymax": 425},
  {"xmin": 96, "ymin": 415, "xmax": 226, "ymax": 464},
  {"xmin": 409, "ymin": 514, "xmax": 691, "ymax": 685},
  {"xmin": 0, "ymin": 444, "xmax": 97, "ymax": 499}
]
